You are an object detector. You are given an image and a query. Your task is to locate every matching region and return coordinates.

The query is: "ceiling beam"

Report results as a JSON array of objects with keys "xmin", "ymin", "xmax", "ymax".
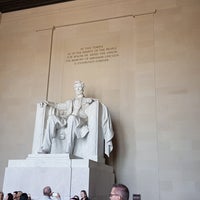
[{"xmin": 0, "ymin": 0, "xmax": 74, "ymax": 13}]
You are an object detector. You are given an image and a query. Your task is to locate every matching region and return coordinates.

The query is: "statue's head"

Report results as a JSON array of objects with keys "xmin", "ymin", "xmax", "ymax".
[
  {"xmin": 74, "ymin": 80, "xmax": 85, "ymax": 89},
  {"xmin": 74, "ymin": 80, "xmax": 85, "ymax": 97}
]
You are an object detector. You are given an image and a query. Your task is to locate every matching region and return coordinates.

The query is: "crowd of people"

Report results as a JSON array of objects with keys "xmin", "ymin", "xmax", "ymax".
[
  {"xmin": 0, "ymin": 183, "xmax": 129, "ymax": 200},
  {"xmin": 0, "ymin": 191, "xmax": 31, "ymax": 200}
]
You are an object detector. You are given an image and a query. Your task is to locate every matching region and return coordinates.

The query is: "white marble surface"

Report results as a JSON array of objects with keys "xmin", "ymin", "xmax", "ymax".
[
  {"xmin": 32, "ymin": 81, "xmax": 114, "ymax": 163},
  {"xmin": 8, "ymin": 154, "xmax": 73, "ymax": 167},
  {"xmin": 3, "ymin": 155, "xmax": 114, "ymax": 200}
]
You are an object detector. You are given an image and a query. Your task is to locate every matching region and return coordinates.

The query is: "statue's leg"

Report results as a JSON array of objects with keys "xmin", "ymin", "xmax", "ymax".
[
  {"xmin": 75, "ymin": 118, "xmax": 89, "ymax": 138},
  {"xmin": 41, "ymin": 115, "xmax": 58, "ymax": 153},
  {"xmin": 65, "ymin": 115, "xmax": 80, "ymax": 154}
]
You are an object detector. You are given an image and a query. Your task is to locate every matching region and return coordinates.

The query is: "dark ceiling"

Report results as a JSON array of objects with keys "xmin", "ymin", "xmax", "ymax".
[{"xmin": 0, "ymin": 0, "xmax": 74, "ymax": 13}]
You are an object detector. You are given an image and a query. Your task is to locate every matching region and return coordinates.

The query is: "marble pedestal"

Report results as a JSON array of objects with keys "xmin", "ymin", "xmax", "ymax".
[{"xmin": 3, "ymin": 154, "xmax": 114, "ymax": 200}]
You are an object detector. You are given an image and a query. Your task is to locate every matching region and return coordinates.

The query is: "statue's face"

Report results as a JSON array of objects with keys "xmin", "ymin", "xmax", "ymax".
[{"xmin": 74, "ymin": 84, "xmax": 84, "ymax": 96}]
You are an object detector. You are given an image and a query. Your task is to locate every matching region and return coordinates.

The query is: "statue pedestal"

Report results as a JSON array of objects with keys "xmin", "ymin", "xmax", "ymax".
[{"xmin": 3, "ymin": 154, "xmax": 114, "ymax": 200}]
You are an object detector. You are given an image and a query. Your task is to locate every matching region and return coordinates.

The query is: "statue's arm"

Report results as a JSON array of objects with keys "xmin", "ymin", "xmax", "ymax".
[
  {"xmin": 84, "ymin": 98, "xmax": 94, "ymax": 106},
  {"xmin": 86, "ymin": 98, "xmax": 93, "ymax": 104},
  {"xmin": 40, "ymin": 100, "xmax": 56, "ymax": 108}
]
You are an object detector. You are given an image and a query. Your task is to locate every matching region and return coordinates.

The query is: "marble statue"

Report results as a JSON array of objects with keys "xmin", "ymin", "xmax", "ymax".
[{"xmin": 33, "ymin": 80, "xmax": 114, "ymax": 162}]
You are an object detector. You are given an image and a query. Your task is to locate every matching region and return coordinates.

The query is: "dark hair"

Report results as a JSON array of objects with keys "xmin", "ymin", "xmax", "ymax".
[
  {"xmin": 80, "ymin": 190, "xmax": 87, "ymax": 196},
  {"xmin": 0, "ymin": 192, "xmax": 4, "ymax": 200},
  {"xmin": 72, "ymin": 195, "xmax": 79, "ymax": 200},
  {"xmin": 7, "ymin": 193, "xmax": 13, "ymax": 200},
  {"xmin": 112, "ymin": 184, "xmax": 129, "ymax": 200},
  {"xmin": 19, "ymin": 193, "xmax": 28, "ymax": 200},
  {"xmin": 81, "ymin": 190, "xmax": 87, "ymax": 196}
]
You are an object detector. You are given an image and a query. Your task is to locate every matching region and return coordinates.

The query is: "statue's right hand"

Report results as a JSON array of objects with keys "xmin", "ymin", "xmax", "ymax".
[{"xmin": 40, "ymin": 100, "xmax": 49, "ymax": 107}]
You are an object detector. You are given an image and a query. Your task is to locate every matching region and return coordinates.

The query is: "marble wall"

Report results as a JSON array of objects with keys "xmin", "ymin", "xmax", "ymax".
[{"xmin": 0, "ymin": 0, "xmax": 200, "ymax": 200}]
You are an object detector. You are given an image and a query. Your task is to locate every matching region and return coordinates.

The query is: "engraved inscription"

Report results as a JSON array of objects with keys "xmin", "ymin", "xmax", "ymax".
[{"xmin": 66, "ymin": 45, "xmax": 119, "ymax": 65}]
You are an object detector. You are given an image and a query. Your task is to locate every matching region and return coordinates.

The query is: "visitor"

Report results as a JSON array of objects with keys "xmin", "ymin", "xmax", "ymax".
[
  {"xmin": 80, "ymin": 190, "xmax": 89, "ymax": 200},
  {"xmin": 109, "ymin": 184, "xmax": 129, "ymax": 200}
]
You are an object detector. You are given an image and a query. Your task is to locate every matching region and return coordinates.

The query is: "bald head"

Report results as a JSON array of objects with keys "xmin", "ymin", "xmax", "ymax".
[{"xmin": 43, "ymin": 186, "xmax": 52, "ymax": 197}]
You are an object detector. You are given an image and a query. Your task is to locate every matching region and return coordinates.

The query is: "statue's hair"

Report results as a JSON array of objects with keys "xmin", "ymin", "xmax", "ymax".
[
  {"xmin": 74, "ymin": 80, "xmax": 85, "ymax": 88},
  {"xmin": 112, "ymin": 184, "xmax": 129, "ymax": 200}
]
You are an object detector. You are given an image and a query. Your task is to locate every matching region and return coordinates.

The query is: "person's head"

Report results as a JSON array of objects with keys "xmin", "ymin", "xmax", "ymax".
[
  {"xmin": 43, "ymin": 186, "xmax": 52, "ymax": 197},
  {"xmin": 13, "ymin": 192, "xmax": 18, "ymax": 200},
  {"xmin": 6, "ymin": 193, "xmax": 13, "ymax": 200},
  {"xmin": 74, "ymin": 195, "xmax": 79, "ymax": 200},
  {"xmin": 16, "ymin": 191, "xmax": 22, "ymax": 200},
  {"xmin": 74, "ymin": 80, "xmax": 85, "ymax": 97},
  {"xmin": 109, "ymin": 184, "xmax": 129, "ymax": 200},
  {"xmin": 0, "ymin": 192, "xmax": 4, "ymax": 200},
  {"xmin": 19, "ymin": 193, "xmax": 28, "ymax": 200},
  {"xmin": 71, "ymin": 195, "xmax": 79, "ymax": 200},
  {"xmin": 80, "ymin": 190, "xmax": 87, "ymax": 199}
]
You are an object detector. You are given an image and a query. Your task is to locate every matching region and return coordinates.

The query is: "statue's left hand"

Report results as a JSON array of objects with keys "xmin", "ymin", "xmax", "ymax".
[{"xmin": 86, "ymin": 98, "xmax": 93, "ymax": 104}]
